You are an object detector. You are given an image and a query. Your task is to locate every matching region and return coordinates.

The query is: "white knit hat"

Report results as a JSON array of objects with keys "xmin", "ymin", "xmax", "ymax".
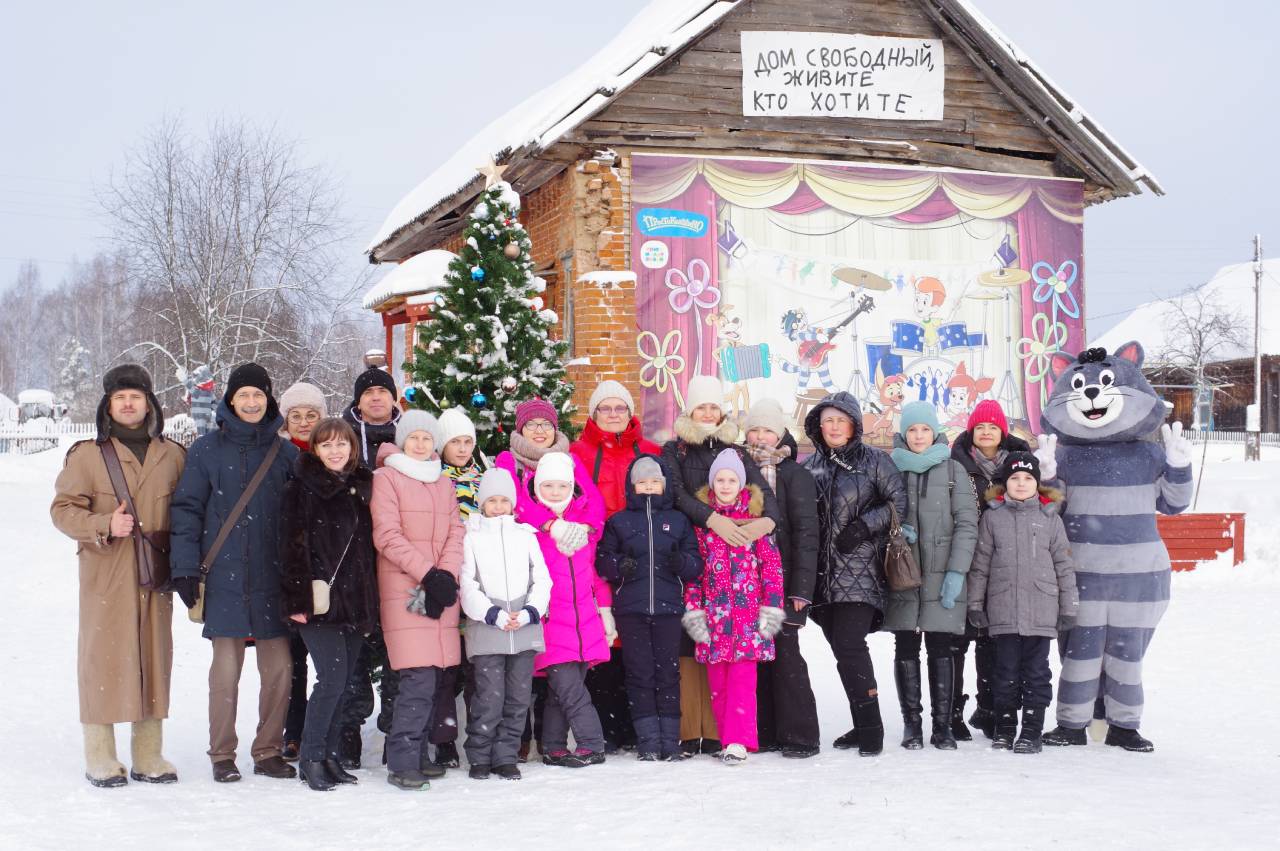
[
  {"xmin": 588, "ymin": 380, "xmax": 635, "ymax": 416},
  {"xmin": 744, "ymin": 398, "xmax": 789, "ymax": 441},
  {"xmin": 278, "ymin": 382, "xmax": 326, "ymax": 418},
  {"xmin": 395, "ymin": 409, "xmax": 439, "ymax": 449},
  {"xmin": 476, "ymin": 468, "xmax": 517, "ymax": 509},
  {"xmin": 683, "ymin": 375, "xmax": 724, "ymax": 415},
  {"xmin": 534, "ymin": 451, "xmax": 575, "ymax": 488},
  {"xmin": 435, "ymin": 407, "xmax": 477, "ymax": 447}
]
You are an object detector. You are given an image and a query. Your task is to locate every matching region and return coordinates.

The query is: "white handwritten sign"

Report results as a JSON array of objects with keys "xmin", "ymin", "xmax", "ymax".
[{"xmin": 741, "ymin": 31, "xmax": 944, "ymax": 120}]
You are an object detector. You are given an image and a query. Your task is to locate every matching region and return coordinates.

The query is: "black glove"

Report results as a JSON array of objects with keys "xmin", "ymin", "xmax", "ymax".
[
  {"xmin": 171, "ymin": 576, "xmax": 201, "ymax": 609},
  {"xmin": 834, "ymin": 519, "xmax": 871, "ymax": 555},
  {"xmin": 421, "ymin": 567, "xmax": 458, "ymax": 607},
  {"xmin": 967, "ymin": 609, "xmax": 989, "ymax": 630},
  {"xmin": 1057, "ymin": 614, "xmax": 1077, "ymax": 634},
  {"xmin": 619, "ymin": 557, "xmax": 638, "ymax": 580}
]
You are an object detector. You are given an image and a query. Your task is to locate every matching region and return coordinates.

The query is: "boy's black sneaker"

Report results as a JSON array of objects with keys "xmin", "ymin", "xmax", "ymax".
[
  {"xmin": 1105, "ymin": 726, "xmax": 1154, "ymax": 753},
  {"xmin": 1043, "ymin": 725, "xmax": 1088, "ymax": 747}
]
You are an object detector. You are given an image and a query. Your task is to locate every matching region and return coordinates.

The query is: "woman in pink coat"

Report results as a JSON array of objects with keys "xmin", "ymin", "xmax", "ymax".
[
  {"xmin": 683, "ymin": 450, "xmax": 785, "ymax": 765},
  {"xmin": 529, "ymin": 451, "xmax": 612, "ymax": 768},
  {"xmin": 371, "ymin": 410, "xmax": 465, "ymax": 790}
]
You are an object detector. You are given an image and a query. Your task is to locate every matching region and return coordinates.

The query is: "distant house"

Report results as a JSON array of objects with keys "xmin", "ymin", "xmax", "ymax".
[
  {"xmin": 1097, "ymin": 259, "xmax": 1280, "ymax": 431},
  {"xmin": 366, "ymin": 0, "xmax": 1156, "ymax": 442}
]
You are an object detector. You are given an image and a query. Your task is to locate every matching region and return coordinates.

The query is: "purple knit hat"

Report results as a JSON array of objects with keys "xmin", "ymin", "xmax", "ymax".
[
  {"xmin": 515, "ymin": 397, "xmax": 558, "ymax": 434},
  {"xmin": 708, "ymin": 448, "xmax": 746, "ymax": 489}
]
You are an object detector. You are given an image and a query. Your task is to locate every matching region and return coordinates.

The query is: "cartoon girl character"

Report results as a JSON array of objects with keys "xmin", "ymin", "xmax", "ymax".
[
  {"xmin": 943, "ymin": 362, "xmax": 995, "ymax": 429},
  {"xmin": 779, "ymin": 308, "xmax": 839, "ymax": 395},
  {"xmin": 912, "ymin": 276, "xmax": 947, "ymax": 352}
]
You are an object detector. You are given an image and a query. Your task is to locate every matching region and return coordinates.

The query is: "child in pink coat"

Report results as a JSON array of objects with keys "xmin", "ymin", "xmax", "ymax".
[
  {"xmin": 530, "ymin": 451, "xmax": 612, "ymax": 768},
  {"xmin": 683, "ymin": 449, "xmax": 785, "ymax": 764}
]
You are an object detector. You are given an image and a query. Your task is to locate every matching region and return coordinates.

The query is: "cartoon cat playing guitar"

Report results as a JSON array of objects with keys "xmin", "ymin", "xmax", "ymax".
[{"xmin": 779, "ymin": 294, "xmax": 875, "ymax": 396}]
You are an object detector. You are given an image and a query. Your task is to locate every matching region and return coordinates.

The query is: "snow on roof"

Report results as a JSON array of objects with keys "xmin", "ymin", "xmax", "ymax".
[
  {"xmin": 365, "ymin": 1, "xmax": 740, "ymax": 254},
  {"xmin": 362, "ymin": 249, "xmax": 459, "ymax": 310},
  {"xmin": 1095, "ymin": 260, "xmax": 1280, "ymax": 363},
  {"xmin": 946, "ymin": 0, "xmax": 1162, "ymax": 196},
  {"xmin": 17, "ymin": 389, "xmax": 54, "ymax": 405},
  {"xmin": 367, "ymin": 0, "xmax": 1159, "ymax": 258}
]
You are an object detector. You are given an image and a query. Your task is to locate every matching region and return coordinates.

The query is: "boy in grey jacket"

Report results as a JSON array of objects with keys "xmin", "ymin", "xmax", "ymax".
[{"xmin": 967, "ymin": 452, "xmax": 1078, "ymax": 754}]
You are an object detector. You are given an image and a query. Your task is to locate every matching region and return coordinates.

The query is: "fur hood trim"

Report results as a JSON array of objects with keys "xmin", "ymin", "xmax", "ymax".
[
  {"xmin": 673, "ymin": 414, "xmax": 739, "ymax": 447},
  {"xmin": 984, "ymin": 482, "xmax": 1065, "ymax": 507},
  {"xmin": 695, "ymin": 482, "xmax": 765, "ymax": 518}
]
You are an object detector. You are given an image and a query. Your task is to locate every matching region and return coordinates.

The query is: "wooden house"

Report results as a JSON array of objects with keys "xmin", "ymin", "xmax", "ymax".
[{"xmin": 365, "ymin": 0, "xmax": 1157, "ymax": 443}]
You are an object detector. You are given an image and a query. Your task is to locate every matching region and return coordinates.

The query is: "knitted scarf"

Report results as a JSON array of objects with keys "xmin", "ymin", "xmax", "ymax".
[
  {"xmin": 509, "ymin": 430, "xmax": 571, "ymax": 474},
  {"xmin": 744, "ymin": 442, "xmax": 791, "ymax": 492},
  {"xmin": 970, "ymin": 445, "xmax": 1007, "ymax": 482},
  {"xmin": 891, "ymin": 443, "xmax": 951, "ymax": 474},
  {"xmin": 444, "ymin": 460, "xmax": 483, "ymax": 519}
]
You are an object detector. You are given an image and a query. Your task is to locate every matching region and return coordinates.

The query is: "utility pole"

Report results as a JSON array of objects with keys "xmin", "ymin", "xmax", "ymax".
[{"xmin": 1247, "ymin": 234, "xmax": 1263, "ymax": 460}]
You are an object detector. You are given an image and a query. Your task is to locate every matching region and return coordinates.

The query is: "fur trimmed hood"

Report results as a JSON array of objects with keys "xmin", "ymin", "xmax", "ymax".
[
  {"xmin": 673, "ymin": 414, "xmax": 739, "ymax": 447},
  {"xmin": 984, "ymin": 482, "xmax": 1065, "ymax": 514},
  {"xmin": 694, "ymin": 482, "xmax": 765, "ymax": 518}
]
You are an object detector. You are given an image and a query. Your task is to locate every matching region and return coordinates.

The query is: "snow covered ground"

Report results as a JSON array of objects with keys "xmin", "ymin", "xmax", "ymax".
[{"xmin": 1, "ymin": 443, "xmax": 1277, "ymax": 849}]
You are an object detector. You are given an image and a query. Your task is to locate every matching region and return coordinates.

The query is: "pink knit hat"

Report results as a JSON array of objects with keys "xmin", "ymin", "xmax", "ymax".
[
  {"xmin": 967, "ymin": 399, "xmax": 1009, "ymax": 436},
  {"xmin": 515, "ymin": 397, "xmax": 558, "ymax": 434}
]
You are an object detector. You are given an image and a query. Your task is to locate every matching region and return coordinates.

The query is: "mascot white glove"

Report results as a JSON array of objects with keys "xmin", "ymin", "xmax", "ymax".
[
  {"xmin": 1161, "ymin": 421, "xmax": 1195, "ymax": 468},
  {"xmin": 1034, "ymin": 433, "xmax": 1059, "ymax": 482}
]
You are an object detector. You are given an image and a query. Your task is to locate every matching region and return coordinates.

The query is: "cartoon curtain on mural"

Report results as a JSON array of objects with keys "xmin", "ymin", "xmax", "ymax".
[{"xmin": 631, "ymin": 154, "xmax": 1085, "ymax": 446}]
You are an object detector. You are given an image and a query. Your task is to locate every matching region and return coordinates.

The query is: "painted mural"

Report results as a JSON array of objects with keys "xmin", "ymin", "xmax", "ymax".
[{"xmin": 629, "ymin": 154, "xmax": 1086, "ymax": 447}]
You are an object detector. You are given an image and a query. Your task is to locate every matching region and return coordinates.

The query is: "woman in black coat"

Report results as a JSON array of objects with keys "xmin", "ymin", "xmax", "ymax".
[
  {"xmin": 660, "ymin": 376, "xmax": 781, "ymax": 754},
  {"xmin": 279, "ymin": 418, "xmax": 379, "ymax": 790},
  {"xmin": 741, "ymin": 399, "xmax": 821, "ymax": 758},
  {"xmin": 802, "ymin": 391, "xmax": 907, "ymax": 757},
  {"xmin": 949, "ymin": 400, "xmax": 1030, "ymax": 740}
]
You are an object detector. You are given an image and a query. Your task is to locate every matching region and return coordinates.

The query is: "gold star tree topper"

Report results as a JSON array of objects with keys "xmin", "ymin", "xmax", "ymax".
[{"xmin": 477, "ymin": 156, "xmax": 509, "ymax": 188}]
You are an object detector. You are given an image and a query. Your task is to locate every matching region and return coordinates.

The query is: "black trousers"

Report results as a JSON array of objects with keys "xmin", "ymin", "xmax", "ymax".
[
  {"xmin": 283, "ymin": 631, "xmax": 309, "ymax": 743},
  {"xmin": 757, "ymin": 624, "xmax": 820, "ymax": 750},
  {"xmin": 972, "ymin": 633, "xmax": 996, "ymax": 711},
  {"xmin": 340, "ymin": 630, "xmax": 398, "ymax": 734},
  {"xmin": 297, "ymin": 626, "xmax": 364, "ymax": 762},
  {"xmin": 616, "ymin": 613, "xmax": 682, "ymax": 720},
  {"xmin": 816, "ymin": 602, "xmax": 879, "ymax": 706},
  {"xmin": 585, "ymin": 647, "xmax": 634, "ymax": 747},
  {"xmin": 893, "ymin": 629, "xmax": 955, "ymax": 662},
  {"xmin": 991, "ymin": 634, "xmax": 1052, "ymax": 712},
  {"xmin": 386, "ymin": 666, "xmax": 438, "ymax": 773}
]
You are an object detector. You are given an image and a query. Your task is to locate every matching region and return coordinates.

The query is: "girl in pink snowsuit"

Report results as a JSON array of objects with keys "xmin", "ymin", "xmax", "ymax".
[{"xmin": 683, "ymin": 449, "xmax": 785, "ymax": 764}]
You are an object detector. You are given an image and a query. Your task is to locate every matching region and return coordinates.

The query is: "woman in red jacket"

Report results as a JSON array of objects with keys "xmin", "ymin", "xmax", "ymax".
[{"xmin": 570, "ymin": 380, "xmax": 659, "ymax": 754}]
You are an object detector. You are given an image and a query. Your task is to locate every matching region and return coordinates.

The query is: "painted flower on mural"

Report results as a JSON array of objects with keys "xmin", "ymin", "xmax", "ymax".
[
  {"xmin": 1016, "ymin": 312, "xmax": 1069, "ymax": 407},
  {"xmin": 665, "ymin": 259, "xmax": 721, "ymax": 314},
  {"xmin": 1031, "ymin": 259, "xmax": 1081, "ymax": 321},
  {"xmin": 637, "ymin": 328, "xmax": 686, "ymax": 410}
]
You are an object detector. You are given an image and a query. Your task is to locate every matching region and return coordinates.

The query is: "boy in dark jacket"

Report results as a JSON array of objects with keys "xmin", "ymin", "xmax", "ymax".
[
  {"xmin": 967, "ymin": 452, "xmax": 1078, "ymax": 755},
  {"xmin": 596, "ymin": 455, "xmax": 703, "ymax": 761},
  {"xmin": 741, "ymin": 399, "xmax": 822, "ymax": 758}
]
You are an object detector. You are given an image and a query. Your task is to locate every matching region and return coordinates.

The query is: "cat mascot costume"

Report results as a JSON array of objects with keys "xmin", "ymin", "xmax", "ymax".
[{"xmin": 1034, "ymin": 342, "xmax": 1193, "ymax": 752}]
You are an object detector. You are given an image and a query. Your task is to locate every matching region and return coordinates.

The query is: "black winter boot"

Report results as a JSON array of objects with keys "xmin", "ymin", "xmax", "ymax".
[
  {"xmin": 1043, "ymin": 725, "xmax": 1088, "ymax": 747},
  {"xmin": 894, "ymin": 659, "xmax": 924, "ymax": 750},
  {"xmin": 969, "ymin": 705, "xmax": 996, "ymax": 740},
  {"xmin": 991, "ymin": 709, "xmax": 1018, "ymax": 750},
  {"xmin": 338, "ymin": 727, "xmax": 362, "ymax": 771},
  {"xmin": 323, "ymin": 758, "xmax": 358, "ymax": 784},
  {"xmin": 633, "ymin": 716, "xmax": 661, "ymax": 760},
  {"xmin": 1105, "ymin": 726, "xmax": 1155, "ymax": 753},
  {"xmin": 1014, "ymin": 707, "xmax": 1044, "ymax": 754},
  {"xmin": 951, "ymin": 650, "xmax": 973, "ymax": 741},
  {"xmin": 852, "ymin": 697, "xmax": 884, "ymax": 757},
  {"xmin": 298, "ymin": 760, "xmax": 335, "ymax": 791},
  {"xmin": 927, "ymin": 656, "xmax": 957, "ymax": 750}
]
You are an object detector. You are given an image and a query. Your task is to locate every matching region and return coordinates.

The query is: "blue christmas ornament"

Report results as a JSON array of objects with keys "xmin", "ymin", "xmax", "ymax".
[
  {"xmin": 470, "ymin": 266, "xmax": 485, "ymax": 282},
  {"xmin": 471, "ymin": 390, "xmax": 488, "ymax": 408}
]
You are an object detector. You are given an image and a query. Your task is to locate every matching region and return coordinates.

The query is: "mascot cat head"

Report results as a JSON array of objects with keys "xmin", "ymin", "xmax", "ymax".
[{"xmin": 1040, "ymin": 341, "xmax": 1166, "ymax": 444}]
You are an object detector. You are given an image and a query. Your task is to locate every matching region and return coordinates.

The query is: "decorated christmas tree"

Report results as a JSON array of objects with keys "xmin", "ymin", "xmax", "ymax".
[{"xmin": 404, "ymin": 161, "xmax": 574, "ymax": 456}]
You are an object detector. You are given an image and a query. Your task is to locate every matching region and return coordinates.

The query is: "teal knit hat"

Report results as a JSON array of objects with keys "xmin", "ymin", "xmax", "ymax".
[{"xmin": 899, "ymin": 401, "xmax": 941, "ymax": 438}]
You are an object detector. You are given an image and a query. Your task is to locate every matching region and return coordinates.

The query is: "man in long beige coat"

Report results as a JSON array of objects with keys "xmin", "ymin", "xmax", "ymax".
[{"xmin": 51, "ymin": 364, "xmax": 186, "ymax": 787}]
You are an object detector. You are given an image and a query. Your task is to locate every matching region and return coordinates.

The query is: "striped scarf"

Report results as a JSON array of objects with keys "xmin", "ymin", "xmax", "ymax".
[
  {"xmin": 444, "ymin": 460, "xmax": 483, "ymax": 519},
  {"xmin": 744, "ymin": 442, "xmax": 791, "ymax": 492}
]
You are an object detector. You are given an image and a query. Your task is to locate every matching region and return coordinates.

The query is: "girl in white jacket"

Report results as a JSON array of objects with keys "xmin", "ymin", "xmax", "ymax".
[{"xmin": 459, "ymin": 468, "xmax": 552, "ymax": 780}]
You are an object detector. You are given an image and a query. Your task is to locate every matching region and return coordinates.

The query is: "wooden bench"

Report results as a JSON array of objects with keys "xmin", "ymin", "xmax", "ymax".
[{"xmin": 1156, "ymin": 513, "xmax": 1246, "ymax": 571}]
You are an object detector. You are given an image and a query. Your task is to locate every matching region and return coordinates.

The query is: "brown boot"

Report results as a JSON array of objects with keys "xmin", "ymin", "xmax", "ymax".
[
  {"xmin": 130, "ymin": 719, "xmax": 178, "ymax": 783},
  {"xmin": 253, "ymin": 755, "xmax": 297, "ymax": 779},
  {"xmin": 84, "ymin": 723, "xmax": 127, "ymax": 788}
]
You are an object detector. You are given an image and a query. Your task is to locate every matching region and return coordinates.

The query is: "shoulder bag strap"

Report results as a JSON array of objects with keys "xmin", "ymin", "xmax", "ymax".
[
  {"xmin": 199, "ymin": 439, "xmax": 281, "ymax": 576},
  {"xmin": 100, "ymin": 440, "xmax": 142, "ymax": 535}
]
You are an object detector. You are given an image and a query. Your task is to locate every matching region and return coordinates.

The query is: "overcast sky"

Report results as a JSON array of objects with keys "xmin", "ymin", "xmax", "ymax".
[{"xmin": 2, "ymin": 0, "xmax": 1276, "ymax": 334}]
